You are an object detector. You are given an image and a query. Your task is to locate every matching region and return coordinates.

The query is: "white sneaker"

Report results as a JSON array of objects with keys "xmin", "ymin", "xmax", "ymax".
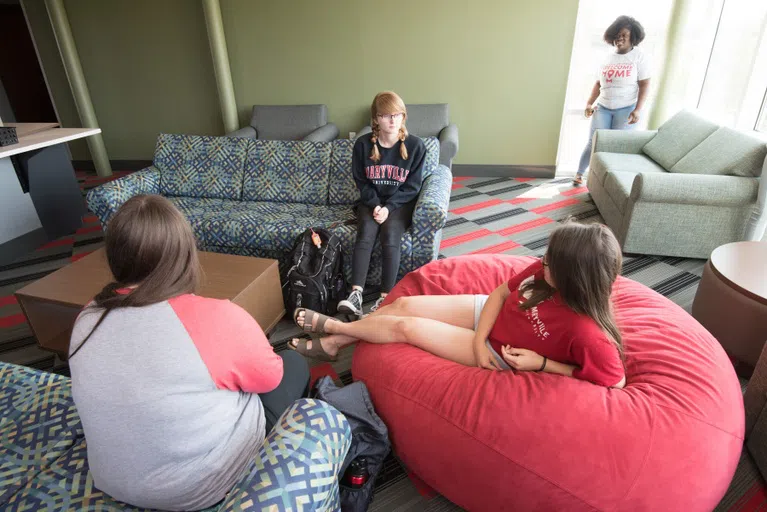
[
  {"xmin": 338, "ymin": 290, "xmax": 364, "ymax": 317},
  {"xmin": 370, "ymin": 296, "xmax": 386, "ymax": 313}
]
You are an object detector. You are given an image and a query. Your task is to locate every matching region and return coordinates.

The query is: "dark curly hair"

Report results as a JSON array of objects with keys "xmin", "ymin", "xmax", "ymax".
[{"xmin": 604, "ymin": 16, "xmax": 645, "ymax": 46}]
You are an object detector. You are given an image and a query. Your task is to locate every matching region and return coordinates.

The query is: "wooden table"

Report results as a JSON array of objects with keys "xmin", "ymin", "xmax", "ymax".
[
  {"xmin": 15, "ymin": 249, "xmax": 286, "ymax": 359},
  {"xmin": 692, "ymin": 241, "xmax": 767, "ymax": 373}
]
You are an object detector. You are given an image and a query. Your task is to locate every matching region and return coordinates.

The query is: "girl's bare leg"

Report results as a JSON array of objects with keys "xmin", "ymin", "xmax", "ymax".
[{"xmin": 291, "ymin": 295, "xmax": 478, "ymax": 358}]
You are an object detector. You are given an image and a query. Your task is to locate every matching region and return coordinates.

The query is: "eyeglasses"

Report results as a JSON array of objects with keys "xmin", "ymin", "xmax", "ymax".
[{"xmin": 376, "ymin": 113, "xmax": 403, "ymax": 121}]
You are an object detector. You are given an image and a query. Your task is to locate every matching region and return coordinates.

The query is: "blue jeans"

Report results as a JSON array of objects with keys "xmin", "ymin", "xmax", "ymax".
[{"xmin": 577, "ymin": 103, "xmax": 637, "ymax": 176}]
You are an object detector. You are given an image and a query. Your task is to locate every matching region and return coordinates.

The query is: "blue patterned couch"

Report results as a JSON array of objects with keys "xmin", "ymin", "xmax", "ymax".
[
  {"xmin": 0, "ymin": 362, "xmax": 352, "ymax": 511},
  {"xmin": 86, "ymin": 134, "xmax": 451, "ymax": 286}
]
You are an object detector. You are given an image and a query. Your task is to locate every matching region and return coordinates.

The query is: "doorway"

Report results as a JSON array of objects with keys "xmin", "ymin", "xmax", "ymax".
[
  {"xmin": 555, "ymin": 1, "xmax": 674, "ymax": 176},
  {"xmin": 0, "ymin": 0, "xmax": 57, "ymax": 123}
]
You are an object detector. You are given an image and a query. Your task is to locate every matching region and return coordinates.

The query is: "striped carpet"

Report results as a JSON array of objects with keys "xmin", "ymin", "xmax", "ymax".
[{"xmin": 0, "ymin": 171, "xmax": 763, "ymax": 511}]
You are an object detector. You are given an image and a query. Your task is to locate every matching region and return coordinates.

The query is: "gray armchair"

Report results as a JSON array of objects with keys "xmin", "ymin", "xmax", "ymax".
[
  {"xmin": 588, "ymin": 110, "xmax": 766, "ymax": 258},
  {"xmin": 227, "ymin": 104, "xmax": 339, "ymax": 141},
  {"xmin": 359, "ymin": 103, "xmax": 458, "ymax": 168}
]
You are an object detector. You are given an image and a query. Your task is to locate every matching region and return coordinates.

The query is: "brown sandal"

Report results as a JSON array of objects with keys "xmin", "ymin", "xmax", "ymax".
[
  {"xmin": 293, "ymin": 308, "xmax": 337, "ymax": 335},
  {"xmin": 573, "ymin": 175, "xmax": 584, "ymax": 186},
  {"xmin": 288, "ymin": 334, "xmax": 338, "ymax": 362}
]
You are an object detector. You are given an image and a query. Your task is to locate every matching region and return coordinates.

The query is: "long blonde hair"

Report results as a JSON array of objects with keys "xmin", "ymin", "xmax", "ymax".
[{"xmin": 370, "ymin": 91, "xmax": 408, "ymax": 162}]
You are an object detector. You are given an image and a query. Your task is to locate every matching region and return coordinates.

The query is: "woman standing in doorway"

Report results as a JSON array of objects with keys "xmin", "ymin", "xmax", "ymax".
[
  {"xmin": 337, "ymin": 91, "xmax": 427, "ymax": 316},
  {"xmin": 574, "ymin": 15, "xmax": 652, "ymax": 185}
]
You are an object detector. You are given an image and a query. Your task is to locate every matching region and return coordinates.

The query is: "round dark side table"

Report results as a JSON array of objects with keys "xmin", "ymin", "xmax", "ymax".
[{"xmin": 691, "ymin": 241, "xmax": 767, "ymax": 375}]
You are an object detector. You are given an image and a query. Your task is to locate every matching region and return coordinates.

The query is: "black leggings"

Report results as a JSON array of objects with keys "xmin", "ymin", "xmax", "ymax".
[
  {"xmin": 258, "ymin": 350, "xmax": 311, "ymax": 433},
  {"xmin": 351, "ymin": 200, "xmax": 416, "ymax": 293}
]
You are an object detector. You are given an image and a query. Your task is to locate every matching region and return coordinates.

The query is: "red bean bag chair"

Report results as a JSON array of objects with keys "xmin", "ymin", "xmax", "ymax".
[{"xmin": 352, "ymin": 255, "xmax": 744, "ymax": 511}]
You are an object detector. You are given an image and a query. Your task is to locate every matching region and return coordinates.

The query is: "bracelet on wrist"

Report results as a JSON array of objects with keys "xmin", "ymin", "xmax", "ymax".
[{"xmin": 536, "ymin": 357, "xmax": 547, "ymax": 372}]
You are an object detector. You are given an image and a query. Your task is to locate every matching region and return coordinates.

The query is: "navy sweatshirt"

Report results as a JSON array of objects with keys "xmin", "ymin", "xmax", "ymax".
[{"xmin": 351, "ymin": 134, "xmax": 426, "ymax": 211}]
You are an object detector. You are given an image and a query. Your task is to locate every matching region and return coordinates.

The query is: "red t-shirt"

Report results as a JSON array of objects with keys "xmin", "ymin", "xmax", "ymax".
[{"xmin": 488, "ymin": 261, "xmax": 625, "ymax": 387}]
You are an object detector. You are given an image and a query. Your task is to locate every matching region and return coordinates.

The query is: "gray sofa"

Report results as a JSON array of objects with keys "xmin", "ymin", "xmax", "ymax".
[
  {"xmin": 227, "ymin": 104, "xmax": 339, "ymax": 141},
  {"xmin": 360, "ymin": 103, "xmax": 459, "ymax": 168},
  {"xmin": 588, "ymin": 110, "xmax": 767, "ymax": 258}
]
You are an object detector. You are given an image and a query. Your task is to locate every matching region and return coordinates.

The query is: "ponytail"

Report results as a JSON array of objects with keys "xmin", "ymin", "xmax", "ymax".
[
  {"xmin": 399, "ymin": 127, "xmax": 409, "ymax": 159},
  {"xmin": 370, "ymin": 126, "xmax": 381, "ymax": 163},
  {"xmin": 68, "ymin": 281, "xmax": 123, "ymax": 358}
]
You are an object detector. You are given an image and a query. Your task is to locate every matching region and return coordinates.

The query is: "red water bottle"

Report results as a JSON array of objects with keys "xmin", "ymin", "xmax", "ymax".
[{"xmin": 344, "ymin": 457, "xmax": 369, "ymax": 488}]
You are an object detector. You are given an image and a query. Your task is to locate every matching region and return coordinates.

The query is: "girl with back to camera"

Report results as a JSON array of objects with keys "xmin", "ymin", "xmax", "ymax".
[
  {"xmin": 291, "ymin": 221, "xmax": 627, "ymax": 389},
  {"xmin": 574, "ymin": 15, "xmax": 652, "ymax": 185},
  {"xmin": 68, "ymin": 195, "xmax": 310, "ymax": 510},
  {"xmin": 336, "ymin": 91, "xmax": 427, "ymax": 317}
]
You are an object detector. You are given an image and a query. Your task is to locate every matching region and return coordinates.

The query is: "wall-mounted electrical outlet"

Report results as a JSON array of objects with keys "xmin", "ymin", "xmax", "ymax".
[{"xmin": 349, "ymin": 131, "xmax": 357, "ymax": 140}]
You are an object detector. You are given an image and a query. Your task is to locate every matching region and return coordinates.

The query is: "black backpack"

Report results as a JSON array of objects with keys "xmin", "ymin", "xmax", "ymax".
[
  {"xmin": 282, "ymin": 227, "xmax": 345, "ymax": 316},
  {"xmin": 312, "ymin": 376, "xmax": 391, "ymax": 512}
]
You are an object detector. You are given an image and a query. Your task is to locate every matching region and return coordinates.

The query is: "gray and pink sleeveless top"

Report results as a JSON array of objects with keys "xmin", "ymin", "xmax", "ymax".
[{"xmin": 68, "ymin": 294, "xmax": 283, "ymax": 510}]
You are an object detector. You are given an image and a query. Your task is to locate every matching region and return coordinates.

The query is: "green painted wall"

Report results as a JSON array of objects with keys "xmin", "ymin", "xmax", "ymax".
[
  {"xmin": 26, "ymin": 0, "xmax": 578, "ymax": 165},
  {"xmin": 223, "ymin": 0, "xmax": 577, "ymax": 165},
  {"xmin": 25, "ymin": 0, "xmax": 222, "ymax": 160}
]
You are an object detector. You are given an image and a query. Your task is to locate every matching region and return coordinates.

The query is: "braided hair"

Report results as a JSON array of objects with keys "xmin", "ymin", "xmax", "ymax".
[{"xmin": 369, "ymin": 91, "xmax": 409, "ymax": 163}]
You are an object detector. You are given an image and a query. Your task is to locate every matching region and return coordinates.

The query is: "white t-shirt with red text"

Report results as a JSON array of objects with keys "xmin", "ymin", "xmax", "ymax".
[{"xmin": 597, "ymin": 47, "xmax": 651, "ymax": 110}]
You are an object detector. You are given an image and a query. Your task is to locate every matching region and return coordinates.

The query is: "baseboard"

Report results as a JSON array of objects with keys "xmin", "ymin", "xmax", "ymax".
[
  {"xmin": 451, "ymin": 164, "xmax": 556, "ymax": 178},
  {"xmin": 73, "ymin": 160, "xmax": 152, "ymax": 171}
]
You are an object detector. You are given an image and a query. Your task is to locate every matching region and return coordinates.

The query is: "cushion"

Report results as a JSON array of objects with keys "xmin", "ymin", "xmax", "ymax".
[
  {"xmin": 328, "ymin": 137, "xmax": 441, "ymax": 206},
  {"xmin": 250, "ymin": 104, "xmax": 327, "ymax": 140},
  {"xmin": 155, "ymin": 134, "xmax": 248, "ymax": 200},
  {"xmin": 602, "ymin": 171, "xmax": 636, "ymax": 212},
  {"xmin": 404, "ymin": 104, "xmax": 449, "ymax": 137},
  {"xmin": 671, "ymin": 126, "xmax": 767, "ymax": 177},
  {"xmin": 243, "ymin": 140, "xmax": 332, "ymax": 205},
  {"xmin": 0, "ymin": 363, "xmax": 83, "ymax": 502},
  {"xmin": 420, "ymin": 137, "xmax": 440, "ymax": 178},
  {"xmin": 642, "ymin": 110, "xmax": 719, "ymax": 170},
  {"xmin": 590, "ymin": 152, "xmax": 667, "ymax": 186},
  {"xmin": 195, "ymin": 201, "xmax": 355, "ymax": 252},
  {"xmin": 328, "ymin": 139, "xmax": 359, "ymax": 205},
  {"xmin": 352, "ymin": 255, "xmax": 744, "ymax": 512}
]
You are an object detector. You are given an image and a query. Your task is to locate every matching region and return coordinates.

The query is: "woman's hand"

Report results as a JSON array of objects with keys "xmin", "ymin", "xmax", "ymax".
[
  {"xmin": 584, "ymin": 105, "xmax": 596, "ymax": 118},
  {"xmin": 374, "ymin": 206, "xmax": 389, "ymax": 224},
  {"xmin": 501, "ymin": 346, "xmax": 545, "ymax": 372},
  {"xmin": 474, "ymin": 339, "xmax": 502, "ymax": 371},
  {"xmin": 628, "ymin": 109, "xmax": 640, "ymax": 124}
]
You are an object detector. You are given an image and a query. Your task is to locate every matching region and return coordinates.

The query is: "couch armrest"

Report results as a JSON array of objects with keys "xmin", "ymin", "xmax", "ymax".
[
  {"xmin": 631, "ymin": 172, "xmax": 759, "ymax": 207},
  {"xmin": 304, "ymin": 123, "xmax": 339, "ymax": 142},
  {"xmin": 358, "ymin": 125, "xmax": 372, "ymax": 137},
  {"xmin": 438, "ymin": 124, "xmax": 459, "ymax": 167},
  {"xmin": 411, "ymin": 164, "xmax": 451, "ymax": 263},
  {"xmin": 227, "ymin": 126, "xmax": 257, "ymax": 139},
  {"xmin": 85, "ymin": 166, "xmax": 162, "ymax": 228},
  {"xmin": 220, "ymin": 399, "xmax": 351, "ymax": 510},
  {"xmin": 594, "ymin": 129, "xmax": 658, "ymax": 154}
]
